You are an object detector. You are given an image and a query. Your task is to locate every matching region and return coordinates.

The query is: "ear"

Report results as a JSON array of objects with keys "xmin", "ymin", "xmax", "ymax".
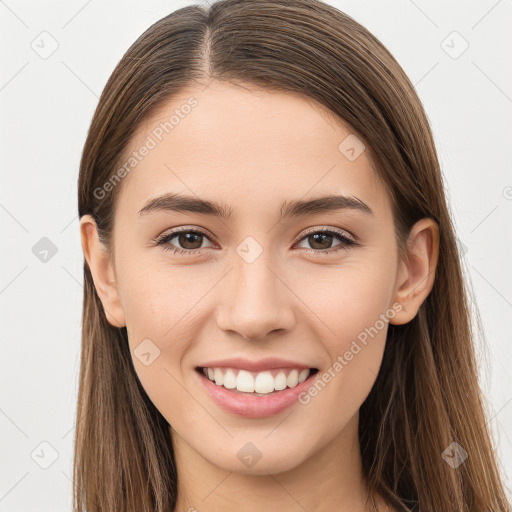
[
  {"xmin": 390, "ymin": 218, "xmax": 439, "ymax": 325},
  {"xmin": 79, "ymin": 215, "xmax": 126, "ymax": 328}
]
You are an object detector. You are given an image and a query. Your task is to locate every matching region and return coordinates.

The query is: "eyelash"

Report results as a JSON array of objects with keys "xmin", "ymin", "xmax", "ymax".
[{"xmin": 153, "ymin": 226, "xmax": 358, "ymax": 257}]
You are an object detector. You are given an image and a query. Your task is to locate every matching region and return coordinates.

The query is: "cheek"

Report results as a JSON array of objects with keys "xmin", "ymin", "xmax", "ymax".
[
  {"xmin": 295, "ymin": 257, "xmax": 395, "ymax": 347},
  {"xmin": 309, "ymin": 290, "xmax": 389, "ymax": 399},
  {"xmin": 114, "ymin": 257, "xmax": 212, "ymax": 417},
  {"xmin": 120, "ymin": 277, "xmax": 199, "ymax": 426},
  {"xmin": 291, "ymin": 252, "xmax": 396, "ymax": 404},
  {"xmin": 291, "ymin": 273, "xmax": 393, "ymax": 446},
  {"xmin": 115, "ymin": 250, "xmax": 200, "ymax": 338}
]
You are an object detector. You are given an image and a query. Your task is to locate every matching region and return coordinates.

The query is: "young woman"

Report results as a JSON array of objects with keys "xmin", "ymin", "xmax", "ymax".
[{"xmin": 75, "ymin": 0, "xmax": 511, "ymax": 510}]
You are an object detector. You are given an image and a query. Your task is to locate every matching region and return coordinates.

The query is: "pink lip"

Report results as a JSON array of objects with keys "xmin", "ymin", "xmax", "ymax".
[
  {"xmin": 197, "ymin": 357, "xmax": 314, "ymax": 373},
  {"xmin": 194, "ymin": 367, "xmax": 319, "ymax": 418}
]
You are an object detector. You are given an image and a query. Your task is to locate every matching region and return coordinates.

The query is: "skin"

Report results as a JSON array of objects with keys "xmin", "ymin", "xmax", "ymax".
[{"xmin": 80, "ymin": 81, "xmax": 439, "ymax": 512}]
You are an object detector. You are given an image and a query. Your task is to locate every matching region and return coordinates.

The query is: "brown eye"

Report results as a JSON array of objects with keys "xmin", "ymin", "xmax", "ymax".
[
  {"xmin": 176, "ymin": 232, "xmax": 204, "ymax": 250},
  {"xmin": 307, "ymin": 233, "xmax": 335, "ymax": 250},
  {"xmin": 296, "ymin": 229, "xmax": 357, "ymax": 255},
  {"xmin": 155, "ymin": 228, "xmax": 214, "ymax": 254}
]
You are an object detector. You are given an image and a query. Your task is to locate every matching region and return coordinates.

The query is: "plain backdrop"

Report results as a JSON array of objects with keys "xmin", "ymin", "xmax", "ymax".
[{"xmin": 1, "ymin": 0, "xmax": 511, "ymax": 510}]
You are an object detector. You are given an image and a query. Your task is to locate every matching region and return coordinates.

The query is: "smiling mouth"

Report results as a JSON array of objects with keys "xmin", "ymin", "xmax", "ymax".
[{"xmin": 195, "ymin": 366, "xmax": 319, "ymax": 396}]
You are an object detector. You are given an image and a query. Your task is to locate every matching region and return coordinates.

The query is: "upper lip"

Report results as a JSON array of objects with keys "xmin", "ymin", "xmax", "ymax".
[{"xmin": 197, "ymin": 357, "xmax": 316, "ymax": 373}]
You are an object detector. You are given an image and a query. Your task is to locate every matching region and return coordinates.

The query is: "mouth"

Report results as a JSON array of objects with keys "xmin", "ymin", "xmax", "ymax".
[
  {"xmin": 195, "ymin": 366, "xmax": 320, "ymax": 396},
  {"xmin": 194, "ymin": 365, "xmax": 320, "ymax": 418}
]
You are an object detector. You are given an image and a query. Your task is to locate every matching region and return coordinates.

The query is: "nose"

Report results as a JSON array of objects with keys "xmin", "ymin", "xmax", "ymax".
[{"xmin": 215, "ymin": 249, "xmax": 296, "ymax": 341}]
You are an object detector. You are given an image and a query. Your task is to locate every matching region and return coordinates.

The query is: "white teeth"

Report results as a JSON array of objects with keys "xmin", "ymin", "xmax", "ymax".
[
  {"xmin": 254, "ymin": 371, "xmax": 274, "ymax": 394},
  {"xmin": 286, "ymin": 369, "xmax": 299, "ymax": 388},
  {"xmin": 298, "ymin": 369, "xmax": 310, "ymax": 383},
  {"xmin": 236, "ymin": 370, "xmax": 254, "ymax": 392},
  {"xmin": 214, "ymin": 368, "xmax": 223, "ymax": 386},
  {"xmin": 223, "ymin": 369, "xmax": 237, "ymax": 389},
  {"xmin": 202, "ymin": 366, "xmax": 313, "ymax": 394},
  {"xmin": 274, "ymin": 372, "xmax": 287, "ymax": 391}
]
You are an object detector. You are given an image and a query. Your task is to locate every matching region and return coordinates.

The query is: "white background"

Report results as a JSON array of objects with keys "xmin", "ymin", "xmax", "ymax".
[{"xmin": 0, "ymin": 0, "xmax": 511, "ymax": 510}]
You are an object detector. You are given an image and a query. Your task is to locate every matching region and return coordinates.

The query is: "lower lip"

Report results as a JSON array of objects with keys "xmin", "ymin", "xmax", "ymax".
[{"xmin": 194, "ymin": 368, "xmax": 319, "ymax": 418}]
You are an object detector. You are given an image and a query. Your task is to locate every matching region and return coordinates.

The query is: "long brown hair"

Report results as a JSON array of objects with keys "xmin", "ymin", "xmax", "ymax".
[{"xmin": 75, "ymin": 0, "xmax": 511, "ymax": 510}]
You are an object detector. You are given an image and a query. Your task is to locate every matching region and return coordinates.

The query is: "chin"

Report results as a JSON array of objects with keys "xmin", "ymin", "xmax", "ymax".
[{"xmin": 213, "ymin": 449, "xmax": 306, "ymax": 476}]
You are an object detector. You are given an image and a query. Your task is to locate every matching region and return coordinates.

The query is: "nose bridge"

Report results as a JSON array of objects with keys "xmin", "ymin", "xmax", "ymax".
[{"xmin": 216, "ymin": 240, "xmax": 295, "ymax": 340}]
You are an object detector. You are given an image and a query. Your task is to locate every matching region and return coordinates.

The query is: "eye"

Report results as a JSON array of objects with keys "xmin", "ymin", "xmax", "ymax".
[
  {"xmin": 295, "ymin": 228, "xmax": 357, "ymax": 255},
  {"xmin": 154, "ymin": 227, "xmax": 215, "ymax": 255}
]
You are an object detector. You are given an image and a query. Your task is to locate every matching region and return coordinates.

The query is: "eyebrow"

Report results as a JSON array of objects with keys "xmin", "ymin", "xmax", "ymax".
[{"xmin": 137, "ymin": 192, "xmax": 373, "ymax": 218}]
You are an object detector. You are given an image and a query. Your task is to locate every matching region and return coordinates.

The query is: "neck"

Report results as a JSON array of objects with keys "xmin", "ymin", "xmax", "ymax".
[{"xmin": 171, "ymin": 412, "xmax": 379, "ymax": 512}]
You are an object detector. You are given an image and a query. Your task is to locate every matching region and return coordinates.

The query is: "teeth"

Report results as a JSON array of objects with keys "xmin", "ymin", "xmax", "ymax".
[
  {"xmin": 237, "ymin": 370, "xmax": 254, "ymax": 392},
  {"xmin": 223, "ymin": 369, "xmax": 237, "ymax": 389},
  {"xmin": 201, "ymin": 366, "xmax": 313, "ymax": 394},
  {"xmin": 287, "ymin": 369, "xmax": 298, "ymax": 388},
  {"xmin": 274, "ymin": 372, "xmax": 287, "ymax": 391},
  {"xmin": 254, "ymin": 371, "xmax": 274, "ymax": 394},
  {"xmin": 214, "ymin": 368, "xmax": 224, "ymax": 386},
  {"xmin": 298, "ymin": 369, "xmax": 310, "ymax": 383}
]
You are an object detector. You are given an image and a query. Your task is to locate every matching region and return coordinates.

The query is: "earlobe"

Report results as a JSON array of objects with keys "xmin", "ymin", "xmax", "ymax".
[
  {"xmin": 79, "ymin": 215, "xmax": 126, "ymax": 328},
  {"xmin": 389, "ymin": 218, "xmax": 439, "ymax": 325}
]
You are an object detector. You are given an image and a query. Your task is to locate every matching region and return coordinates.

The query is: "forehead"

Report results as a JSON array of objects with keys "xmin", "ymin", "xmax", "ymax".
[{"xmin": 114, "ymin": 81, "xmax": 387, "ymax": 220}]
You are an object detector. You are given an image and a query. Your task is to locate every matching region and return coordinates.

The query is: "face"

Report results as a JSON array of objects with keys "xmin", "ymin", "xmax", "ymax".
[{"xmin": 94, "ymin": 81, "xmax": 408, "ymax": 475}]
